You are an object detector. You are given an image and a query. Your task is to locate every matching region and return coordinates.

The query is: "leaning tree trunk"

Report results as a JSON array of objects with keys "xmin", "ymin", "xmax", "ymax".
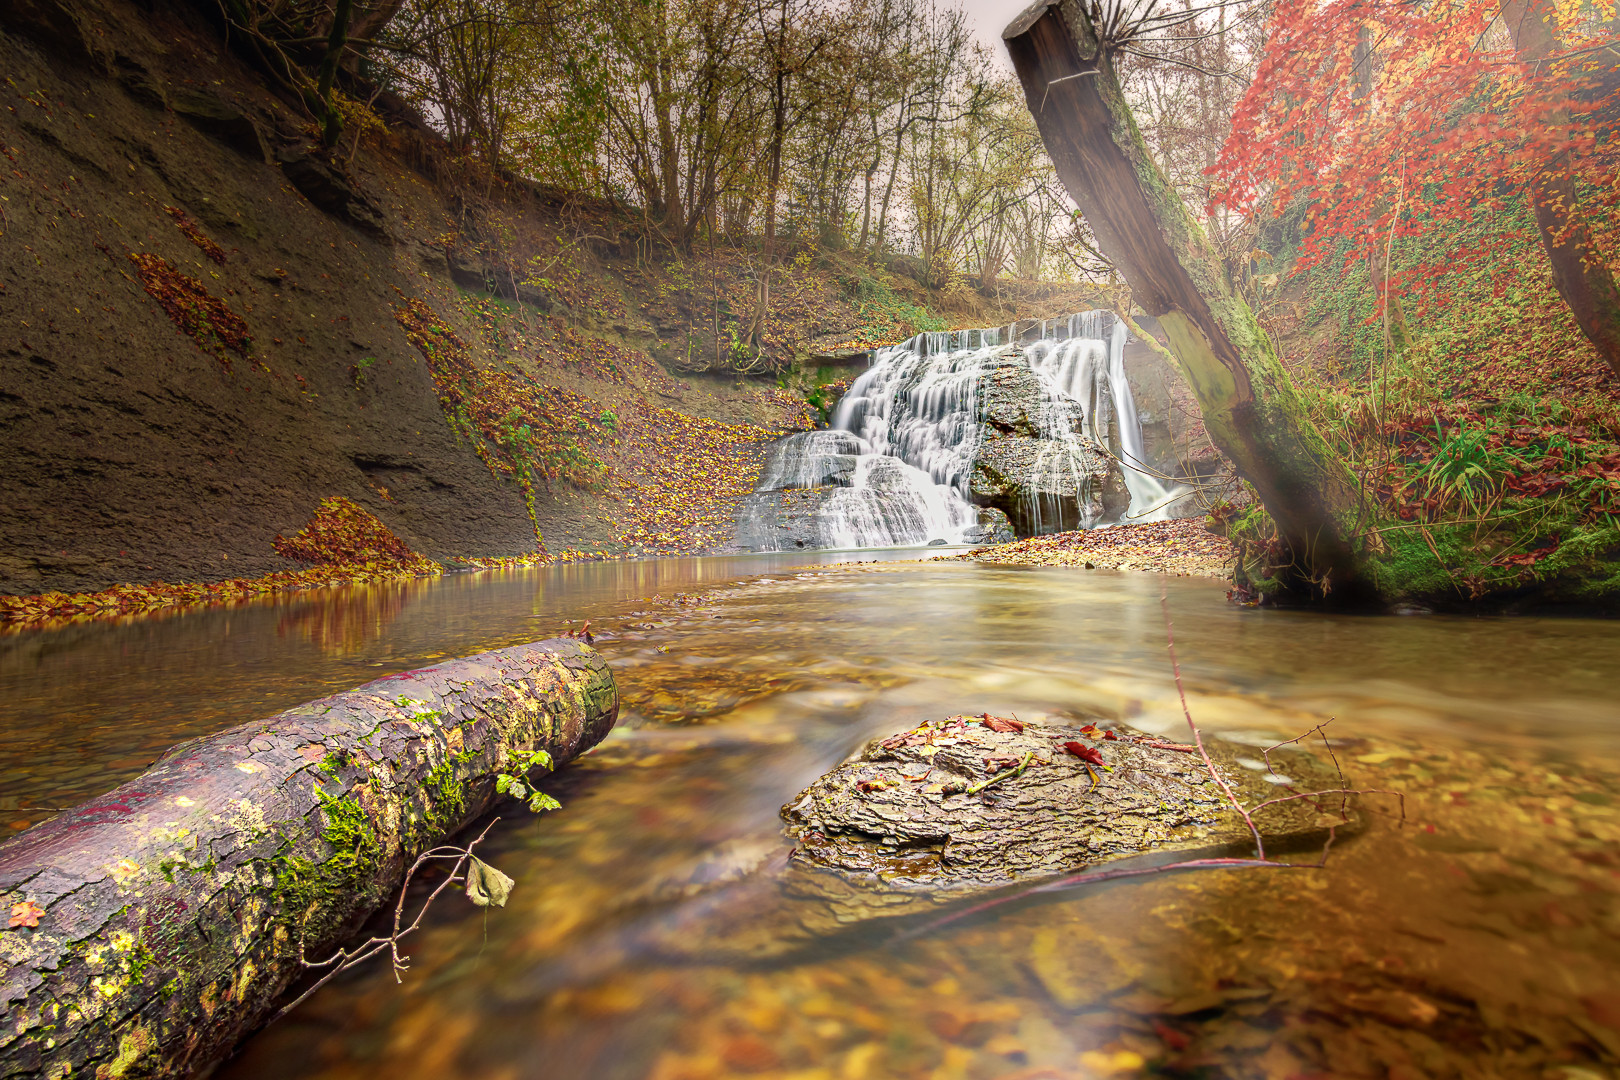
[
  {"xmin": 0, "ymin": 639, "xmax": 617, "ymax": 1079},
  {"xmin": 1501, "ymin": 0, "xmax": 1620, "ymax": 378},
  {"xmin": 1004, "ymin": 0, "xmax": 1367, "ymax": 600}
]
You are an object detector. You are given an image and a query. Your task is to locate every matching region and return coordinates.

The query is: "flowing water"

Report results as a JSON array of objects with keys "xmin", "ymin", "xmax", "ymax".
[
  {"xmin": 744, "ymin": 313, "xmax": 1186, "ymax": 550},
  {"xmin": 6, "ymin": 560, "xmax": 1620, "ymax": 1079}
]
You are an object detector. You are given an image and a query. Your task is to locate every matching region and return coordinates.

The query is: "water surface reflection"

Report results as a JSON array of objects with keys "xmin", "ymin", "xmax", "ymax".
[{"xmin": 8, "ymin": 558, "xmax": 1620, "ymax": 1078}]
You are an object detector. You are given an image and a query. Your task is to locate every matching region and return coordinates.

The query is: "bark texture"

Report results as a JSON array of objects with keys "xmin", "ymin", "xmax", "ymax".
[
  {"xmin": 0, "ymin": 639, "xmax": 618, "ymax": 1079},
  {"xmin": 1501, "ymin": 0, "xmax": 1620, "ymax": 378},
  {"xmin": 1004, "ymin": 0, "xmax": 1366, "ymax": 597},
  {"xmin": 782, "ymin": 715, "xmax": 1334, "ymax": 902}
]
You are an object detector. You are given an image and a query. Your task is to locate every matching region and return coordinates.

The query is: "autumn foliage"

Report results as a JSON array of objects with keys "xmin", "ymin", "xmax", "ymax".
[
  {"xmin": 165, "ymin": 205, "xmax": 228, "ymax": 265},
  {"xmin": 272, "ymin": 496, "xmax": 440, "ymax": 573},
  {"xmin": 1215, "ymin": 0, "xmax": 1620, "ymax": 301},
  {"xmin": 129, "ymin": 250, "xmax": 251, "ymax": 361},
  {"xmin": 128, "ymin": 253, "xmax": 252, "ymax": 364},
  {"xmin": 0, "ymin": 499, "xmax": 439, "ymax": 632}
]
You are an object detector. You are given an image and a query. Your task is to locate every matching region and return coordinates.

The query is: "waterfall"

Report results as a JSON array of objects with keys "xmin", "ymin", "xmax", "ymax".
[
  {"xmin": 1023, "ymin": 312, "xmax": 1184, "ymax": 523},
  {"xmin": 740, "ymin": 311, "xmax": 1187, "ymax": 550}
]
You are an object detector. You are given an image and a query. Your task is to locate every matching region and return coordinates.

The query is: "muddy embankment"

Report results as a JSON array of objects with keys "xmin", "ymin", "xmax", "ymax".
[{"xmin": 0, "ymin": 0, "xmax": 1100, "ymax": 598}]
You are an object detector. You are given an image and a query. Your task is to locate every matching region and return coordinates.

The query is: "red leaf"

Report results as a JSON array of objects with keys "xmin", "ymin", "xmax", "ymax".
[
  {"xmin": 1152, "ymin": 1018, "xmax": 1190, "ymax": 1051},
  {"xmin": 983, "ymin": 715, "xmax": 1025, "ymax": 733},
  {"xmin": 1063, "ymin": 742, "xmax": 1106, "ymax": 766}
]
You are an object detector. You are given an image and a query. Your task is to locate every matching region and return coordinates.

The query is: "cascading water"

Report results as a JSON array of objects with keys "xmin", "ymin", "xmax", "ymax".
[
  {"xmin": 1024, "ymin": 312, "xmax": 1184, "ymax": 524},
  {"xmin": 737, "ymin": 311, "xmax": 1187, "ymax": 551}
]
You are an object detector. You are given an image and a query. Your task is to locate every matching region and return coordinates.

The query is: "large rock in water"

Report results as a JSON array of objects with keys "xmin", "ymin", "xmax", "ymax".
[
  {"xmin": 970, "ymin": 351, "xmax": 1128, "ymax": 533},
  {"xmin": 780, "ymin": 713, "xmax": 1342, "ymax": 913},
  {"xmin": 544, "ymin": 713, "xmax": 1349, "ymax": 971}
]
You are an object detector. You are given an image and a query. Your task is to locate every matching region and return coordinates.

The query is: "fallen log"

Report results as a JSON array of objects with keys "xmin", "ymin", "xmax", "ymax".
[{"xmin": 0, "ymin": 638, "xmax": 617, "ymax": 1079}]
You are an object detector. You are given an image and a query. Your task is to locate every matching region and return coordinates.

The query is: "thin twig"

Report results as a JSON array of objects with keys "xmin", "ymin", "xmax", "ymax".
[
  {"xmin": 1162, "ymin": 583, "xmax": 1264, "ymax": 857},
  {"xmin": 276, "ymin": 818, "xmax": 502, "ymax": 1018}
]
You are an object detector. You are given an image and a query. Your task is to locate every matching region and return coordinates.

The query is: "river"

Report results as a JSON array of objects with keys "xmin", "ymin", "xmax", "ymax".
[{"xmin": 5, "ymin": 556, "xmax": 1620, "ymax": 1078}]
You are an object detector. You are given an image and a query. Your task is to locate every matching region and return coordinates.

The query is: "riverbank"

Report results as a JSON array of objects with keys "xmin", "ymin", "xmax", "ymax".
[
  {"xmin": 0, "ymin": 0, "xmax": 1094, "ymax": 598},
  {"xmin": 954, "ymin": 518, "xmax": 1234, "ymax": 579}
]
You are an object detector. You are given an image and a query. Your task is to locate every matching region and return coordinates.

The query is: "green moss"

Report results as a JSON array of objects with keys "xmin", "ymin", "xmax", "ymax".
[
  {"xmin": 422, "ymin": 752, "xmax": 472, "ymax": 827},
  {"xmin": 1359, "ymin": 502, "xmax": 1620, "ymax": 606},
  {"xmin": 272, "ymin": 786, "xmax": 383, "ymax": 930}
]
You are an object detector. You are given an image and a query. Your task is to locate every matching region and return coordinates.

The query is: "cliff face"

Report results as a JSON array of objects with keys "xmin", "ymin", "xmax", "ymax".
[
  {"xmin": 0, "ymin": 1, "xmax": 544, "ymax": 593},
  {"xmin": 0, "ymin": 0, "xmax": 1111, "ymax": 597},
  {"xmin": 0, "ymin": 0, "xmax": 809, "ymax": 596}
]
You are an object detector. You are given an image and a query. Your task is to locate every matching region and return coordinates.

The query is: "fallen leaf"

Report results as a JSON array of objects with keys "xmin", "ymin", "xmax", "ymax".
[
  {"xmin": 1064, "ymin": 742, "xmax": 1106, "ymax": 766},
  {"xmin": 464, "ymin": 855, "xmax": 515, "ymax": 907},
  {"xmin": 8, "ymin": 900, "xmax": 43, "ymax": 928}
]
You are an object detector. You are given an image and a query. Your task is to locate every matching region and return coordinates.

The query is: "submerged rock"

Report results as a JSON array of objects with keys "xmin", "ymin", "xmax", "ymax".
[
  {"xmin": 545, "ymin": 711, "xmax": 1351, "ymax": 970},
  {"xmin": 782, "ymin": 713, "xmax": 1342, "ymax": 901}
]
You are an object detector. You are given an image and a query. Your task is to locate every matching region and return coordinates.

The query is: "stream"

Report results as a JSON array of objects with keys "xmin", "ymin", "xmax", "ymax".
[{"xmin": 6, "ymin": 557, "xmax": 1620, "ymax": 1078}]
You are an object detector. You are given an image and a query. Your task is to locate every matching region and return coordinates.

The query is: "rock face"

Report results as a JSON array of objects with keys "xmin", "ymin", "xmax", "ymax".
[
  {"xmin": 961, "ymin": 506, "xmax": 1016, "ymax": 545},
  {"xmin": 782, "ymin": 713, "xmax": 1340, "ymax": 900},
  {"xmin": 971, "ymin": 351, "xmax": 1129, "ymax": 533}
]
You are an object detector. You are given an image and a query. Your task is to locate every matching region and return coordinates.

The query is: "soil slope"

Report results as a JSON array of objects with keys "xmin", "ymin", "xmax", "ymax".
[{"xmin": 0, "ymin": 0, "xmax": 1095, "ymax": 597}]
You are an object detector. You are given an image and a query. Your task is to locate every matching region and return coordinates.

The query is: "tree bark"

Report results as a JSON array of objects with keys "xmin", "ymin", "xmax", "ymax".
[
  {"xmin": 1501, "ymin": 0, "xmax": 1620, "ymax": 378},
  {"xmin": 1004, "ymin": 0, "xmax": 1366, "ymax": 599},
  {"xmin": 748, "ymin": 0, "xmax": 793, "ymax": 349},
  {"xmin": 0, "ymin": 638, "xmax": 617, "ymax": 1079},
  {"xmin": 316, "ymin": 0, "xmax": 354, "ymax": 147}
]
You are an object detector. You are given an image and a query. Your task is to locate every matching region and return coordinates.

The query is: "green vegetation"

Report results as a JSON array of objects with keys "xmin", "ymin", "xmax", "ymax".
[
  {"xmin": 273, "ymin": 786, "xmax": 383, "ymax": 931},
  {"xmin": 495, "ymin": 748, "xmax": 562, "ymax": 814},
  {"xmin": 840, "ymin": 272, "xmax": 946, "ymax": 345}
]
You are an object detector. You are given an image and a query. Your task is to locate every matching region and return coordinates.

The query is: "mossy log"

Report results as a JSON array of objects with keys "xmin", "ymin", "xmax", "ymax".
[
  {"xmin": 1004, "ymin": 0, "xmax": 1367, "ymax": 599},
  {"xmin": 0, "ymin": 639, "xmax": 617, "ymax": 1079}
]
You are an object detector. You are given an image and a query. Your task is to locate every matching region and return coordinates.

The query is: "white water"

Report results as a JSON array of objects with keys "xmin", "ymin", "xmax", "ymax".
[
  {"xmin": 751, "ymin": 311, "xmax": 1185, "ymax": 548},
  {"xmin": 1024, "ymin": 312, "xmax": 1184, "ymax": 524}
]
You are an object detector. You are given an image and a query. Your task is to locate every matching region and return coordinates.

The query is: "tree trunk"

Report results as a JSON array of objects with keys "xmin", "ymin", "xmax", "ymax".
[
  {"xmin": 747, "ymin": 5, "xmax": 789, "ymax": 351},
  {"xmin": 1004, "ymin": 0, "xmax": 1366, "ymax": 599},
  {"xmin": 0, "ymin": 639, "xmax": 618, "ymax": 1079},
  {"xmin": 1501, "ymin": 0, "xmax": 1620, "ymax": 378},
  {"xmin": 316, "ymin": 0, "xmax": 353, "ymax": 147}
]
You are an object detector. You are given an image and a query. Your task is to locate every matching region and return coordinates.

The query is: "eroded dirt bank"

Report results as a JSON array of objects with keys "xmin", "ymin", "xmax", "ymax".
[{"xmin": 0, "ymin": 0, "xmax": 1092, "ymax": 598}]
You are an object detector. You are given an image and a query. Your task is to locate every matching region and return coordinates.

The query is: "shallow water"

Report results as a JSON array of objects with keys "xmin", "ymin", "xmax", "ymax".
[
  {"xmin": 0, "ymin": 549, "xmax": 926, "ymax": 829},
  {"xmin": 9, "ymin": 558, "xmax": 1620, "ymax": 1078}
]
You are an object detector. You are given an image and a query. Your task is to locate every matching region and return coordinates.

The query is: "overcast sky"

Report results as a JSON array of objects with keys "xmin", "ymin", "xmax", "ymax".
[{"xmin": 959, "ymin": 0, "xmax": 1034, "ymax": 69}]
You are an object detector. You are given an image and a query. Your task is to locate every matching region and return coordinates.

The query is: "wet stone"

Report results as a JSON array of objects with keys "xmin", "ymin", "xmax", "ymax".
[{"xmin": 782, "ymin": 713, "xmax": 1344, "ymax": 898}]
